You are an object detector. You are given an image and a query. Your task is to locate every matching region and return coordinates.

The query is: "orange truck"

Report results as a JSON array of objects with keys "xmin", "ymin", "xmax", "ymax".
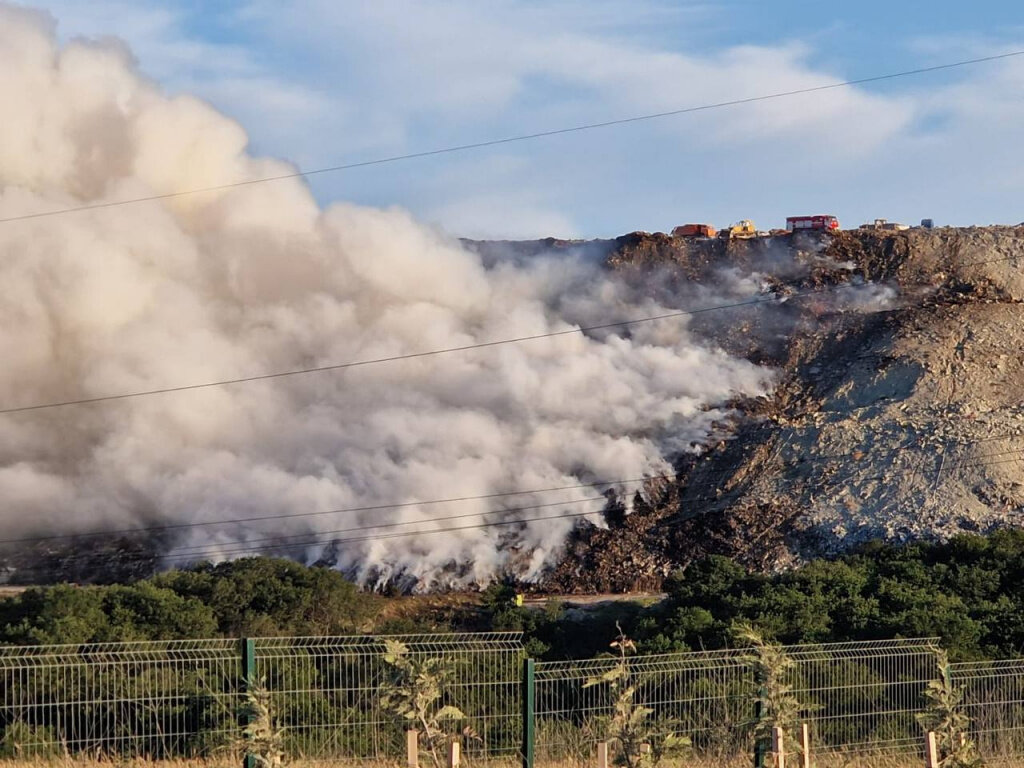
[{"xmin": 672, "ymin": 223, "xmax": 716, "ymax": 238}]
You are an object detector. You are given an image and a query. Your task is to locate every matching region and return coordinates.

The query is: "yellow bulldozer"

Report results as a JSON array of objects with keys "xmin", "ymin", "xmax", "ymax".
[{"xmin": 721, "ymin": 220, "xmax": 758, "ymax": 240}]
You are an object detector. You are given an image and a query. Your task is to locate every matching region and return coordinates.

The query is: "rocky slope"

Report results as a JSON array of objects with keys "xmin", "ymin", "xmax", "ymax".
[{"xmin": 526, "ymin": 226, "xmax": 1024, "ymax": 592}]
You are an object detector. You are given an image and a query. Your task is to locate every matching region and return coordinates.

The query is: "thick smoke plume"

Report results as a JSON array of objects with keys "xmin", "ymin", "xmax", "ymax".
[{"xmin": 0, "ymin": 6, "xmax": 777, "ymax": 588}]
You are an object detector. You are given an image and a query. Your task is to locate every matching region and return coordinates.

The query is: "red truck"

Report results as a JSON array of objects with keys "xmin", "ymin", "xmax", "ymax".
[
  {"xmin": 786, "ymin": 215, "xmax": 840, "ymax": 232},
  {"xmin": 672, "ymin": 223, "xmax": 717, "ymax": 238}
]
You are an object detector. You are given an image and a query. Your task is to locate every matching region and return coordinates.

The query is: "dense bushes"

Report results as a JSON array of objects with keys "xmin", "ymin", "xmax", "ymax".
[
  {"xmin": 633, "ymin": 530, "xmax": 1024, "ymax": 661},
  {"xmin": 0, "ymin": 557, "xmax": 379, "ymax": 644},
  {"xmin": 471, "ymin": 530, "xmax": 1024, "ymax": 661},
  {"xmin": 150, "ymin": 557, "xmax": 379, "ymax": 636}
]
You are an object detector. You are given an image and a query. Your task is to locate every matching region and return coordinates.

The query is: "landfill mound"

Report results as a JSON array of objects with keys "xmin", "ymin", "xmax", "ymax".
[
  {"xmin": 7, "ymin": 227, "xmax": 1023, "ymax": 592},
  {"xmin": 533, "ymin": 226, "xmax": 1024, "ymax": 592}
]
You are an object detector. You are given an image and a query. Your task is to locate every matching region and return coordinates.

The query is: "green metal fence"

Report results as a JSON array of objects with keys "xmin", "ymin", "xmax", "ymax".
[
  {"xmin": 0, "ymin": 633, "xmax": 523, "ymax": 762},
  {"xmin": 0, "ymin": 633, "xmax": 1022, "ymax": 766},
  {"xmin": 533, "ymin": 648, "xmax": 754, "ymax": 764},
  {"xmin": 953, "ymin": 658, "xmax": 1024, "ymax": 763},
  {"xmin": 787, "ymin": 638, "xmax": 939, "ymax": 759},
  {"xmin": 0, "ymin": 638, "xmax": 240, "ymax": 758},
  {"xmin": 252, "ymin": 633, "xmax": 523, "ymax": 762},
  {"xmin": 531, "ymin": 638, "xmax": 941, "ymax": 766}
]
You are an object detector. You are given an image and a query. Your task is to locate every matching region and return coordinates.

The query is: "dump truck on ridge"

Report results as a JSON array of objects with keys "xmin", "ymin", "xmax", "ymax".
[{"xmin": 672, "ymin": 223, "xmax": 716, "ymax": 238}]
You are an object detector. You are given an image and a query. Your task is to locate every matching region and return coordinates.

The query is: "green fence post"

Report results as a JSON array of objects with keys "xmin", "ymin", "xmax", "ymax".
[
  {"xmin": 521, "ymin": 658, "xmax": 535, "ymax": 768},
  {"xmin": 753, "ymin": 675, "xmax": 766, "ymax": 768},
  {"xmin": 240, "ymin": 638, "xmax": 256, "ymax": 768}
]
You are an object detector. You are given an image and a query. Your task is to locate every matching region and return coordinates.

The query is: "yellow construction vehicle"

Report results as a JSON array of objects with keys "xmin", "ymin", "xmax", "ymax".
[{"xmin": 721, "ymin": 220, "xmax": 757, "ymax": 239}]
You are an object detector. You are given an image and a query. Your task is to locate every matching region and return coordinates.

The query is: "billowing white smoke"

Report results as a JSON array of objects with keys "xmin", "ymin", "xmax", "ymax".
[{"xmin": 0, "ymin": 6, "xmax": 775, "ymax": 587}]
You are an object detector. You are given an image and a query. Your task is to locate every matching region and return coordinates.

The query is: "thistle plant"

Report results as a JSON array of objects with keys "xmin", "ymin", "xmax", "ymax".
[
  {"xmin": 917, "ymin": 647, "xmax": 982, "ymax": 768},
  {"xmin": 379, "ymin": 639, "xmax": 475, "ymax": 768},
  {"xmin": 584, "ymin": 625, "xmax": 690, "ymax": 768},
  {"xmin": 239, "ymin": 681, "xmax": 285, "ymax": 768}
]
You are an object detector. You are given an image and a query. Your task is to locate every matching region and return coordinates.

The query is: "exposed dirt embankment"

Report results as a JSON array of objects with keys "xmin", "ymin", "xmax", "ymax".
[{"xmin": 540, "ymin": 226, "xmax": 1024, "ymax": 593}]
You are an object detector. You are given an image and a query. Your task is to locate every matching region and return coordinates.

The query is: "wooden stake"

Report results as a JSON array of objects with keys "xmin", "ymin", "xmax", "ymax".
[
  {"xmin": 800, "ymin": 723, "xmax": 810, "ymax": 768},
  {"xmin": 597, "ymin": 741, "xmax": 610, "ymax": 768},
  {"xmin": 447, "ymin": 740, "xmax": 460, "ymax": 768},
  {"xmin": 772, "ymin": 726, "xmax": 786, "ymax": 768},
  {"xmin": 925, "ymin": 731, "xmax": 939, "ymax": 768},
  {"xmin": 406, "ymin": 730, "xmax": 419, "ymax": 768}
]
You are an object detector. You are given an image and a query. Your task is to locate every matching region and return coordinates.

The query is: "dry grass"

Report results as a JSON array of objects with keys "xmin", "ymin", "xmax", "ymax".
[
  {"xmin": 0, "ymin": 757, "xmax": 926, "ymax": 768},
  {"xmin": 2, "ymin": 753, "xmax": 1022, "ymax": 768},
  {"xmin": 3, "ymin": 764, "xmax": 224, "ymax": 768},
  {"xmin": 0, "ymin": 586, "xmax": 27, "ymax": 600}
]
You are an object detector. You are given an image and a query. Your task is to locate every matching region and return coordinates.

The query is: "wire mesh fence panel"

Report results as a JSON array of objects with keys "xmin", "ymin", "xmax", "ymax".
[
  {"xmin": 786, "ymin": 638, "xmax": 939, "ymax": 757},
  {"xmin": 253, "ymin": 632, "xmax": 523, "ymax": 763},
  {"xmin": 953, "ymin": 659, "xmax": 1024, "ymax": 763},
  {"xmin": 0, "ymin": 631, "xmax": 1005, "ymax": 766},
  {"xmin": 0, "ymin": 639, "xmax": 241, "ymax": 759},
  {"xmin": 534, "ymin": 649, "xmax": 756, "ymax": 765}
]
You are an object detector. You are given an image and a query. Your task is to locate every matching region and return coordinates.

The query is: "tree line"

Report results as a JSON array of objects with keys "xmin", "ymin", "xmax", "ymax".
[
  {"xmin": 491, "ymin": 529, "xmax": 1024, "ymax": 661},
  {"xmin": 3, "ymin": 529, "xmax": 1024, "ymax": 661},
  {"xmin": 0, "ymin": 557, "xmax": 380, "ymax": 644}
]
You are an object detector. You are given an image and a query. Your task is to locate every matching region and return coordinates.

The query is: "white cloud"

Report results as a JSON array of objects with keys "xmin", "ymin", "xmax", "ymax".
[
  {"xmin": 18, "ymin": 0, "xmax": 1024, "ymax": 235},
  {"xmin": 223, "ymin": 0, "xmax": 919, "ymax": 233},
  {"xmin": 37, "ymin": 1, "xmax": 254, "ymax": 78},
  {"xmin": 853, "ymin": 50, "xmax": 1024, "ymax": 225},
  {"xmin": 33, "ymin": 0, "xmax": 337, "ymax": 158},
  {"xmin": 237, "ymin": 0, "xmax": 910, "ymax": 152}
]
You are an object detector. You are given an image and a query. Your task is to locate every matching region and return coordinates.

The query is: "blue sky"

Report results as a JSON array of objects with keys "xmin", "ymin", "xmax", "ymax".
[{"xmin": 23, "ymin": 0, "xmax": 1024, "ymax": 238}]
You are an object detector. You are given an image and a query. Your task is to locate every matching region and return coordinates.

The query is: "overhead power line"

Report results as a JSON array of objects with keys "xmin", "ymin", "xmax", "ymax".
[
  {"xmin": 0, "ymin": 291, "xmax": 809, "ymax": 415},
  {"xmin": 0, "ymin": 477, "xmax": 651, "ymax": 546},
  {"xmin": 110, "ymin": 495, "xmax": 616, "ymax": 561},
  {"xmin": 153, "ymin": 449, "xmax": 1024, "ymax": 565},
  {"xmin": 3, "ymin": 248, "xmax": 1022, "ymax": 417},
  {"xmin": 154, "ymin": 508, "xmax": 617, "ymax": 567},
  {"xmin": 1, "ymin": 50, "xmax": 1022, "ymax": 227},
  {"xmin": 19, "ymin": 425, "xmax": 1024, "ymax": 564},
  {"xmin": 44, "ymin": 445, "xmax": 1024, "ymax": 569}
]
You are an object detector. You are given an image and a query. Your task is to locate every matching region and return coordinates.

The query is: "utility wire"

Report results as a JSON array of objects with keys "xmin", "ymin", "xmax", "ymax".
[
  {"xmin": 105, "ymin": 495, "xmax": 616, "ymax": 561},
  {"xmin": 3, "ymin": 397, "xmax": 1023, "ymax": 550},
  {"xmin": 1, "ymin": 329, "xmax": 1022, "ymax": 553},
  {"xmin": 31, "ymin": 432, "xmax": 1024, "ymax": 566},
  {"xmin": 166, "ymin": 450, "xmax": 1022, "ymax": 564},
  {"xmin": 2, "ymin": 249, "xmax": 1022, "ymax": 417},
  {"xmin": 160, "ymin": 508, "xmax": 616, "ymax": 566},
  {"xmin": 5, "ymin": 386, "xmax": 1023, "ymax": 548},
  {"xmin": 0, "ymin": 291, "xmax": 809, "ymax": 415},
  {"xmin": 1, "ymin": 50, "xmax": 1022, "ymax": 227},
  {"xmin": 0, "ymin": 478, "xmax": 648, "ymax": 545},
  {"xmin": 40, "ymin": 505, "xmax": 621, "ymax": 568},
  {"xmin": 61, "ymin": 443, "xmax": 1023, "ymax": 568}
]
